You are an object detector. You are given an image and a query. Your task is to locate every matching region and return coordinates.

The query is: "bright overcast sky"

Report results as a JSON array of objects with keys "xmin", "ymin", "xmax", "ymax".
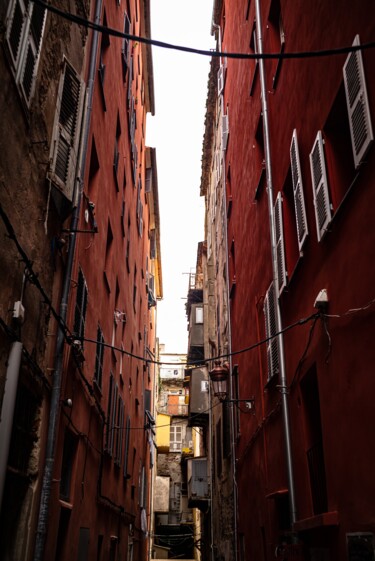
[{"xmin": 146, "ymin": 1, "xmax": 215, "ymax": 353}]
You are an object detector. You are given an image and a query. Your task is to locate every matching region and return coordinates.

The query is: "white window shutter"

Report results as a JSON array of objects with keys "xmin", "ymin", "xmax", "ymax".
[
  {"xmin": 222, "ymin": 112, "xmax": 229, "ymax": 151},
  {"xmin": 217, "ymin": 64, "xmax": 224, "ymax": 96},
  {"xmin": 309, "ymin": 131, "xmax": 332, "ymax": 242},
  {"xmin": 343, "ymin": 35, "xmax": 374, "ymax": 169},
  {"xmin": 290, "ymin": 129, "xmax": 308, "ymax": 250},
  {"xmin": 274, "ymin": 192, "xmax": 287, "ymax": 294},
  {"xmin": 49, "ymin": 60, "xmax": 84, "ymax": 202},
  {"xmin": 6, "ymin": 0, "xmax": 27, "ymax": 70},
  {"xmin": 6, "ymin": 0, "xmax": 46, "ymax": 106},
  {"xmin": 264, "ymin": 282, "xmax": 279, "ymax": 381}
]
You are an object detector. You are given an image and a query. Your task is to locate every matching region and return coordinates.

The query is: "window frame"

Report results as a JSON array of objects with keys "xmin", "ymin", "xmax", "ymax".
[{"xmin": 5, "ymin": 0, "xmax": 47, "ymax": 108}]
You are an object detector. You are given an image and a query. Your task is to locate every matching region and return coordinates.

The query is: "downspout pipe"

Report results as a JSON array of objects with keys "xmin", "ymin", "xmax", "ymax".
[
  {"xmin": 254, "ymin": 0, "xmax": 297, "ymax": 526},
  {"xmin": 212, "ymin": 19, "xmax": 238, "ymax": 561},
  {"xmin": 33, "ymin": 1, "xmax": 103, "ymax": 559}
]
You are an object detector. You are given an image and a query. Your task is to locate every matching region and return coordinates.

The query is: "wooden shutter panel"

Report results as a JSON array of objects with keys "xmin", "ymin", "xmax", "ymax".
[
  {"xmin": 123, "ymin": 415, "xmax": 130, "ymax": 478},
  {"xmin": 290, "ymin": 129, "xmax": 308, "ymax": 249},
  {"xmin": 73, "ymin": 268, "xmax": 88, "ymax": 341},
  {"xmin": 6, "ymin": 0, "xmax": 46, "ymax": 105},
  {"xmin": 6, "ymin": 0, "xmax": 26, "ymax": 68},
  {"xmin": 20, "ymin": 3, "xmax": 46, "ymax": 103},
  {"xmin": 264, "ymin": 282, "xmax": 279, "ymax": 381},
  {"xmin": 309, "ymin": 131, "xmax": 331, "ymax": 242},
  {"xmin": 217, "ymin": 65, "xmax": 224, "ymax": 95},
  {"xmin": 343, "ymin": 35, "xmax": 374, "ymax": 169},
  {"xmin": 105, "ymin": 374, "xmax": 114, "ymax": 453},
  {"xmin": 274, "ymin": 192, "xmax": 287, "ymax": 294},
  {"xmin": 49, "ymin": 60, "xmax": 84, "ymax": 202},
  {"xmin": 222, "ymin": 113, "xmax": 229, "ymax": 151},
  {"xmin": 122, "ymin": 13, "xmax": 131, "ymax": 75}
]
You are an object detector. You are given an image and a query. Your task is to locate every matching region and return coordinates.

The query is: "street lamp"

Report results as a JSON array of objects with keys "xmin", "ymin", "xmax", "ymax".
[{"xmin": 208, "ymin": 361, "xmax": 255, "ymax": 413}]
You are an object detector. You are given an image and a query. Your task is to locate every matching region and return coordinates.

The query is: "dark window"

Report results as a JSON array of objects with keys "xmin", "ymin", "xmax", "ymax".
[
  {"xmin": 268, "ymin": 0, "xmax": 285, "ymax": 90},
  {"xmin": 216, "ymin": 418, "xmax": 222, "ymax": 478},
  {"xmin": 300, "ymin": 366, "xmax": 328, "ymax": 515},
  {"xmin": 123, "ymin": 415, "xmax": 131, "ymax": 478},
  {"xmin": 122, "ymin": 12, "xmax": 131, "ymax": 79},
  {"xmin": 94, "ymin": 325, "xmax": 105, "ymax": 389},
  {"xmin": 60, "ymin": 429, "xmax": 77, "ymax": 501},
  {"xmin": 73, "ymin": 268, "xmax": 88, "ymax": 343}
]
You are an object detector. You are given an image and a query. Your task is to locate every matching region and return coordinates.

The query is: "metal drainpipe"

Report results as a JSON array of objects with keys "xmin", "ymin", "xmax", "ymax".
[
  {"xmin": 211, "ymin": 20, "xmax": 238, "ymax": 561},
  {"xmin": 33, "ymin": 1, "xmax": 103, "ymax": 559},
  {"xmin": 254, "ymin": 0, "xmax": 297, "ymax": 526}
]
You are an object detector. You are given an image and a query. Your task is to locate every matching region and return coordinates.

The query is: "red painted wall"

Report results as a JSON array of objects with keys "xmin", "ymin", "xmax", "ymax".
[
  {"xmin": 218, "ymin": 0, "xmax": 375, "ymax": 559},
  {"xmin": 44, "ymin": 1, "xmax": 156, "ymax": 560}
]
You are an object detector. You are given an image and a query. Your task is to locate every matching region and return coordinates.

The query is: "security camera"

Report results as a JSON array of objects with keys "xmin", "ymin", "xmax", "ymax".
[{"xmin": 314, "ymin": 289, "xmax": 328, "ymax": 310}]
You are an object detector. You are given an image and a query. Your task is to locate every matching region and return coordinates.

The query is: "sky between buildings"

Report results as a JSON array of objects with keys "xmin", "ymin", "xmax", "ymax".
[{"xmin": 146, "ymin": 0, "xmax": 215, "ymax": 353}]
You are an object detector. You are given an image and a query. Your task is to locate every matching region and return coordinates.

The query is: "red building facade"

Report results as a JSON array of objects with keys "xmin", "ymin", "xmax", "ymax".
[
  {"xmin": 206, "ymin": 1, "xmax": 375, "ymax": 559},
  {"xmin": 0, "ymin": 1, "xmax": 161, "ymax": 560},
  {"xmin": 42, "ymin": 2, "xmax": 161, "ymax": 560}
]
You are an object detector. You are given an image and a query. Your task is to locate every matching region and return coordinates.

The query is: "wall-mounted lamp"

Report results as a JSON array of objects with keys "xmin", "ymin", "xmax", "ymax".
[{"xmin": 209, "ymin": 361, "xmax": 255, "ymax": 413}]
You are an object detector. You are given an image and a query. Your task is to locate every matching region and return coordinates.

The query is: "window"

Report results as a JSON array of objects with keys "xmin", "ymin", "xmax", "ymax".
[
  {"xmin": 105, "ymin": 373, "xmax": 118, "ymax": 456},
  {"xmin": 229, "ymin": 238, "xmax": 236, "ymax": 298},
  {"xmin": 290, "ymin": 130, "xmax": 308, "ymax": 250},
  {"xmin": 170, "ymin": 425, "xmax": 182, "ymax": 452},
  {"xmin": 249, "ymin": 20, "xmax": 259, "ymax": 96},
  {"xmin": 73, "ymin": 268, "xmax": 88, "ymax": 343},
  {"xmin": 216, "ymin": 418, "xmax": 222, "ymax": 477},
  {"xmin": 114, "ymin": 395, "xmax": 124, "ymax": 466},
  {"xmin": 113, "ymin": 114, "xmax": 121, "ymax": 191},
  {"xmin": 122, "ymin": 12, "xmax": 131, "ymax": 79},
  {"xmin": 136, "ymin": 178, "xmax": 143, "ymax": 237},
  {"xmin": 60, "ymin": 429, "xmax": 77, "ymax": 501},
  {"xmin": 48, "ymin": 59, "xmax": 84, "ymax": 203},
  {"xmin": 98, "ymin": 13, "xmax": 110, "ymax": 111},
  {"xmin": 343, "ymin": 35, "xmax": 373, "ymax": 169},
  {"xmin": 222, "ymin": 111, "xmax": 229, "ymax": 151},
  {"xmin": 5, "ymin": 0, "xmax": 46, "ymax": 107},
  {"xmin": 139, "ymin": 465, "xmax": 147, "ymax": 509},
  {"xmin": 217, "ymin": 58, "xmax": 226, "ymax": 96},
  {"xmin": 123, "ymin": 415, "xmax": 131, "ymax": 478},
  {"xmin": 268, "ymin": 0, "xmax": 285, "ymax": 90},
  {"xmin": 195, "ymin": 306, "xmax": 203, "ymax": 324},
  {"xmin": 309, "ymin": 131, "xmax": 332, "ymax": 242},
  {"xmin": 264, "ymin": 282, "xmax": 279, "ymax": 381},
  {"xmin": 274, "ymin": 192, "xmax": 287, "ymax": 294},
  {"xmin": 94, "ymin": 325, "xmax": 105, "ymax": 389}
]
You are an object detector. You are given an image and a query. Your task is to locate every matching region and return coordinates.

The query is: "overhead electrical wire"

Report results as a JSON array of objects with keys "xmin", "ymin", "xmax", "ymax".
[{"xmin": 31, "ymin": 0, "xmax": 375, "ymax": 60}]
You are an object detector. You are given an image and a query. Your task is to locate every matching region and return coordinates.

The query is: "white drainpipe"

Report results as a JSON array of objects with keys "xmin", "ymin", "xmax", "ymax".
[{"xmin": 254, "ymin": 0, "xmax": 297, "ymax": 526}]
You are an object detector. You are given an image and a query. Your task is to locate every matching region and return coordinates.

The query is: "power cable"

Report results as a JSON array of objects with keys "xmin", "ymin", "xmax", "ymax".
[{"xmin": 31, "ymin": 0, "xmax": 375, "ymax": 60}]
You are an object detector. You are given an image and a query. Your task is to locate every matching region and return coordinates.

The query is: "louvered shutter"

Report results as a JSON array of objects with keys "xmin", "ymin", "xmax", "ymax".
[
  {"xmin": 123, "ymin": 416, "xmax": 131, "ymax": 478},
  {"xmin": 49, "ymin": 60, "xmax": 84, "ymax": 202},
  {"xmin": 309, "ymin": 131, "xmax": 331, "ymax": 242},
  {"xmin": 274, "ymin": 192, "xmax": 287, "ymax": 294},
  {"xmin": 6, "ymin": 0, "xmax": 46, "ymax": 106},
  {"xmin": 217, "ymin": 65, "xmax": 224, "ymax": 95},
  {"xmin": 94, "ymin": 326, "xmax": 104, "ymax": 389},
  {"xmin": 6, "ymin": 0, "xmax": 27, "ymax": 70},
  {"xmin": 105, "ymin": 374, "xmax": 114, "ymax": 452},
  {"xmin": 20, "ymin": 3, "xmax": 46, "ymax": 103},
  {"xmin": 73, "ymin": 268, "xmax": 88, "ymax": 341},
  {"xmin": 343, "ymin": 35, "xmax": 374, "ymax": 169},
  {"xmin": 122, "ymin": 13, "xmax": 131, "ymax": 75},
  {"xmin": 290, "ymin": 130, "xmax": 308, "ymax": 249},
  {"xmin": 222, "ymin": 112, "xmax": 229, "ymax": 151},
  {"xmin": 264, "ymin": 282, "xmax": 279, "ymax": 381}
]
